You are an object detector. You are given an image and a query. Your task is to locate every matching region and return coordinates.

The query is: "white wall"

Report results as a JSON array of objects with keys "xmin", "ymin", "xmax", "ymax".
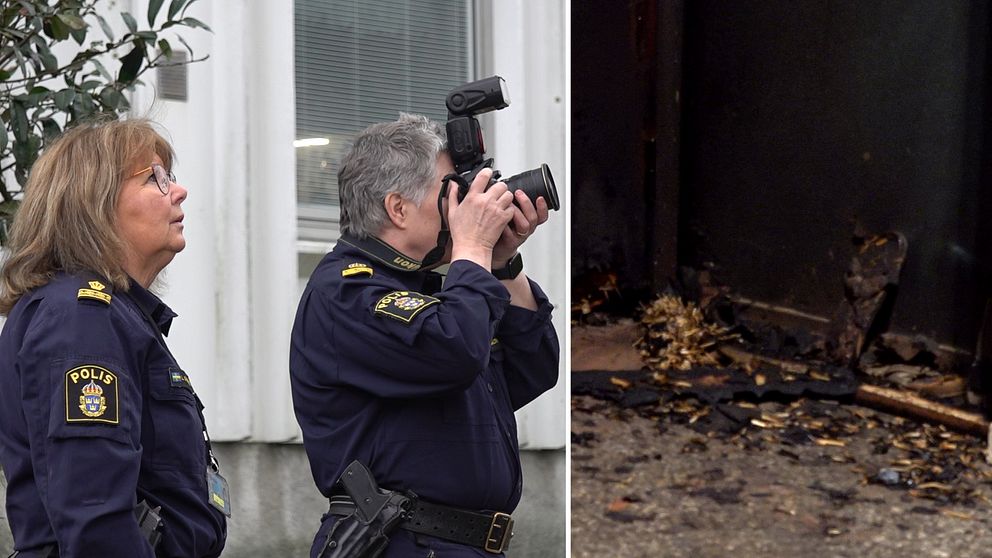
[
  {"xmin": 129, "ymin": 0, "xmax": 298, "ymax": 442},
  {"xmin": 128, "ymin": 0, "xmax": 566, "ymax": 448},
  {"xmin": 487, "ymin": 0, "xmax": 568, "ymax": 449}
]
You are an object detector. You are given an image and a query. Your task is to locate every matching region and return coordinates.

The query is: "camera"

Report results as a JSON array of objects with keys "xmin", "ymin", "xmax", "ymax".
[{"xmin": 445, "ymin": 76, "xmax": 560, "ymax": 211}]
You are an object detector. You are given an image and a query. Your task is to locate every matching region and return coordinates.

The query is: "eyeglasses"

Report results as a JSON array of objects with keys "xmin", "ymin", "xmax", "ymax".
[{"xmin": 129, "ymin": 163, "xmax": 176, "ymax": 195}]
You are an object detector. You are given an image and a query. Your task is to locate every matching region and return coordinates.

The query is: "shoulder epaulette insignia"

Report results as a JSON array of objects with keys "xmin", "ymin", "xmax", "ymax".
[
  {"xmin": 374, "ymin": 290, "xmax": 440, "ymax": 323},
  {"xmin": 342, "ymin": 262, "xmax": 374, "ymax": 278},
  {"xmin": 77, "ymin": 277, "xmax": 112, "ymax": 305}
]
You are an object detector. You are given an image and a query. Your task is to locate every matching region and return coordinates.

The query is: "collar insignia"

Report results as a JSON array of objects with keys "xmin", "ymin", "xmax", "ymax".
[{"xmin": 338, "ymin": 234, "xmax": 429, "ymax": 272}]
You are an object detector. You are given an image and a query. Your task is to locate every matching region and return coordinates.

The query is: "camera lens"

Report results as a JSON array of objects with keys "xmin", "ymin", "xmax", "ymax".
[{"xmin": 503, "ymin": 164, "xmax": 560, "ymax": 211}]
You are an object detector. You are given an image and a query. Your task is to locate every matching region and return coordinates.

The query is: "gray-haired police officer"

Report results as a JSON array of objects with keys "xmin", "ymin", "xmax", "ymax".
[{"xmin": 290, "ymin": 113, "xmax": 559, "ymax": 557}]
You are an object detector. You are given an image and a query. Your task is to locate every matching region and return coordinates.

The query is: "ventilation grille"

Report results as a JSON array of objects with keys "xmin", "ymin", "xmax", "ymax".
[{"xmin": 157, "ymin": 50, "xmax": 189, "ymax": 102}]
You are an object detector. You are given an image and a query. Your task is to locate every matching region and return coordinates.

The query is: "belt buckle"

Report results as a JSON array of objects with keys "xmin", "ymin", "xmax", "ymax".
[{"xmin": 484, "ymin": 512, "xmax": 514, "ymax": 553}]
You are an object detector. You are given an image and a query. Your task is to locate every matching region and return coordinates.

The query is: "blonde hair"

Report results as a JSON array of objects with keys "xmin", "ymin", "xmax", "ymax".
[{"xmin": 0, "ymin": 117, "xmax": 174, "ymax": 315}]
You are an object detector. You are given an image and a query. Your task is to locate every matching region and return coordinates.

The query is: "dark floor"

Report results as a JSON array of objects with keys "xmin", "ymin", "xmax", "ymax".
[{"xmin": 571, "ymin": 322, "xmax": 992, "ymax": 558}]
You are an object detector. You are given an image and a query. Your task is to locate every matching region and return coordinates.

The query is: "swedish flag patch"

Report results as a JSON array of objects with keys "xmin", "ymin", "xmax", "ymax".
[{"xmin": 374, "ymin": 291, "xmax": 440, "ymax": 323}]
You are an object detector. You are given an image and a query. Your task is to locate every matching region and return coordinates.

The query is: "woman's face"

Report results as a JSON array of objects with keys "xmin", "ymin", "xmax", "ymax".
[{"xmin": 115, "ymin": 154, "xmax": 188, "ymax": 276}]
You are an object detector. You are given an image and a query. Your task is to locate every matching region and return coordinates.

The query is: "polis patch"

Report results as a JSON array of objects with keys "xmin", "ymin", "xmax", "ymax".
[
  {"xmin": 374, "ymin": 291, "xmax": 440, "ymax": 323},
  {"xmin": 65, "ymin": 365, "xmax": 119, "ymax": 425}
]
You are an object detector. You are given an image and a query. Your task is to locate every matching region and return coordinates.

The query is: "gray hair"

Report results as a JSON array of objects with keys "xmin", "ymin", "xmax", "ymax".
[{"xmin": 338, "ymin": 113, "xmax": 447, "ymax": 238}]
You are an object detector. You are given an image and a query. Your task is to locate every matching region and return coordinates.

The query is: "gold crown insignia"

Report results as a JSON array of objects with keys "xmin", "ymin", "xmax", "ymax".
[
  {"xmin": 88, "ymin": 281, "xmax": 105, "ymax": 291},
  {"xmin": 81, "ymin": 380, "xmax": 103, "ymax": 396}
]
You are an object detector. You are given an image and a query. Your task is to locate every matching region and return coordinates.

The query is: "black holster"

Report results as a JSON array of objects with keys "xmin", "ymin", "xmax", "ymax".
[
  {"xmin": 317, "ymin": 461, "xmax": 413, "ymax": 558},
  {"xmin": 134, "ymin": 499, "xmax": 165, "ymax": 550},
  {"xmin": 7, "ymin": 500, "xmax": 164, "ymax": 558}
]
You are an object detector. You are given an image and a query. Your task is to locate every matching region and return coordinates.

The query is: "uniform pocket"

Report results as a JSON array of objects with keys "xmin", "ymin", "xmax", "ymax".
[
  {"xmin": 441, "ymin": 378, "xmax": 498, "ymax": 427},
  {"xmin": 146, "ymin": 367, "xmax": 206, "ymax": 472}
]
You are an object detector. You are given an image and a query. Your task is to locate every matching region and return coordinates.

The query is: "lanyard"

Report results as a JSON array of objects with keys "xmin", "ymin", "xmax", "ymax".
[{"xmin": 119, "ymin": 290, "xmax": 221, "ymax": 473}]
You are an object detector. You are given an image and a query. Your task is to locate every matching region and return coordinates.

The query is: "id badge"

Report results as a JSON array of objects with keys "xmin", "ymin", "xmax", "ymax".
[{"xmin": 207, "ymin": 469, "xmax": 233, "ymax": 517}]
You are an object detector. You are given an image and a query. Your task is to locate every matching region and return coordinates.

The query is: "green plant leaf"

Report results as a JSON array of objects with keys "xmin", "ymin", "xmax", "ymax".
[
  {"xmin": 148, "ymin": 0, "xmax": 165, "ymax": 27},
  {"xmin": 0, "ymin": 0, "xmax": 211, "ymax": 212},
  {"xmin": 26, "ymin": 85, "xmax": 51, "ymax": 104},
  {"xmin": 98, "ymin": 86, "xmax": 124, "ymax": 110},
  {"xmin": 12, "ymin": 134, "xmax": 40, "ymax": 170},
  {"xmin": 2, "ymin": 7, "xmax": 18, "ymax": 27},
  {"xmin": 68, "ymin": 24, "xmax": 87, "ymax": 45},
  {"xmin": 95, "ymin": 13, "xmax": 114, "ymax": 41},
  {"xmin": 168, "ymin": 0, "xmax": 187, "ymax": 20},
  {"xmin": 10, "ymin": 102, "xmax": 28, "ymax": 142},
  {"xmin": 73, "ymin": 90, "xmax": 95, "ymax": 115},
  {"xmin": 28, "ymin": 15, "xmax": 45, "ymax": 35},
  {"xmin": 121, "ymin": 11, "xmax": 137, "ymax": 34},
  {"xmin": 176, "ymin": 34, "xmax": 194, "ymax": 58},
  {"xmin": 32, "ymin": 39, "xmax": 58, "ymax": 72},
  {"xmin": 40, "ymin": 118, "xmax": 60, "ymax": 142},
  {"xmin": 158, "ymin": 38, "xmax": 172, "ymax": 59},
  {"xmin": 89, "ymin": 58, "xmax": 111, "ymax": 81},
  {"xmin": 45, "ymin": 15, "xmax": 70, "ymax": 40},
  {"xmin": 117, "ymin": 43, "xmax": 144, "ymax": 83},
  {"xmin": 179, "ymin": 17, "xmax": 211, "ymax": 32},
  {"xmin": 180, "ymin": 0, "xmax": 200, "ymax": 19},
  {"xmin": 15, "ymin": 1, "xmax": 36, "ymax": 17},
  {"xmin": 57, "ymin": 13, "xmax": 87, "ymax": 30},
  {"xmin": 54, "ymin": 88, "xmax": 75, "ymax": 110},
  {"xmin": 14, "ymin": 166, "xmax": 28, "ymax": 187},
  {"xmin": 0, "ymin": 199, "xmax": 21, "ymax": 215}
]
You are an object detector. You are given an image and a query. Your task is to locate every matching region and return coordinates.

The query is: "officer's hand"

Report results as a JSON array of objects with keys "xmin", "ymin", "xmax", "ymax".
[
  {"xmin": 448, "ymin": 168, "xmax": 515, "ymax": 269},
  {"xmin": 491, "ymin": 190, "xmax": 550, "ymax": 266}
]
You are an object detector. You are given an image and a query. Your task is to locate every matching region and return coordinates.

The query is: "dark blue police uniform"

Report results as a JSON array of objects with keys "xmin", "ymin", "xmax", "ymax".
[
  {"xmin": 0, "ymin": 272, "xmax": 226, "ymax": 557},
  {"xmin": 290, "ymin": 235, "xmax": 559, "ymax": 557}
]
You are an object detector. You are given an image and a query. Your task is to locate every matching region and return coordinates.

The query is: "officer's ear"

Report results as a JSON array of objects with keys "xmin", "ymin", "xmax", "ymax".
[{"xmin": 384, "ymin": 192, "xmax": 408, "ymax": 229}]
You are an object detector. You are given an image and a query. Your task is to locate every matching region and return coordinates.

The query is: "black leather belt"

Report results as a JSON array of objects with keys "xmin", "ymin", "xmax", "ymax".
[
  {"xmin": 328, "ymin": 495, "xmax": 514, "ymax": 554},
  {"xmin": 8, "ymin": 545, "xmax": 57, "ymax": 558}
]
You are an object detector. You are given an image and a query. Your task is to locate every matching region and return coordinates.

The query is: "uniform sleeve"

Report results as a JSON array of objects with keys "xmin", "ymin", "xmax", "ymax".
[
  {"xmin": 295, "ymin": 260, "xmax": 512, "ymax": 398},
  {"xmin": 494, "ymin": 278, "xmax": 561, "ymax": 410},
  {"xmin": 17, "ymin": 300, "xmax": 154, "ymax": 557}
]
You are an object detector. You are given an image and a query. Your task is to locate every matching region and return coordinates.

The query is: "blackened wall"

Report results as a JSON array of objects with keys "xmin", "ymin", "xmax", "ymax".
[
  {"xmin": 679, "ymin": 0, "xmax": 990, "ymax": 347},
  {"xmin": 572, "ymin": 2, "xmax": 653, "ymax": 280},
  {"xmin": 572, "ymin": 0, "xmax": 991, "ymax": 349}
]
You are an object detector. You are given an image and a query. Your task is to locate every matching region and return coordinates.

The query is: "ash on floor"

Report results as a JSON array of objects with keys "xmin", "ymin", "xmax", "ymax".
[{"xmin": 571, "ymin": 395, "xmax": 992, "ymax": 558}]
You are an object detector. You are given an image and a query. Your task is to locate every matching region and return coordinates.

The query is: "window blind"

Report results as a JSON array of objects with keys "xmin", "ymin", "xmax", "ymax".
[{"xmin": 294, "ymin": 0, "xmax": 472, "ymax": 242}]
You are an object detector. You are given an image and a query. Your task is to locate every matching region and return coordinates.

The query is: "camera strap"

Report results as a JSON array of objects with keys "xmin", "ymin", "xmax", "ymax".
[{"xmin": 419, "ymin": 173, "xmax": 466, "ymax": 268}]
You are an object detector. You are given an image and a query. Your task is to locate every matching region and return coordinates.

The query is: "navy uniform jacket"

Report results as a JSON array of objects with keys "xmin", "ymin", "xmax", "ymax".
[
  {"xmin": 290, "ymin": 236, "xmax": 559, "ymax": 553},
  {"xmin": 0, "ymin": 272, "xmax": 226, "ymax": 557}
]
